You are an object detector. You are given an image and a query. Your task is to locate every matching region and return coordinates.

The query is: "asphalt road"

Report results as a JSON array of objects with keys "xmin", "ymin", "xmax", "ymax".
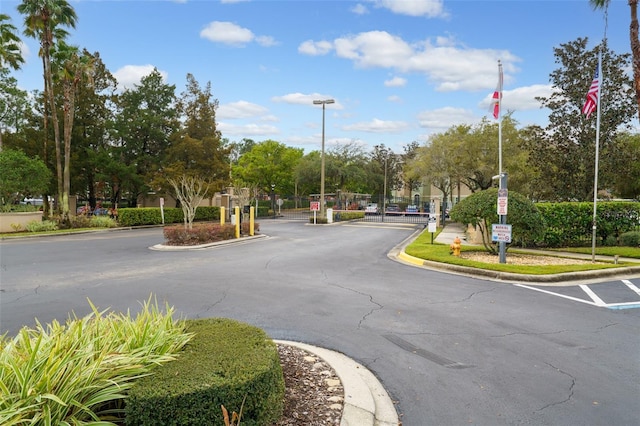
[{"xmin": 1, "ymin": 221, "xmax": 639, "ymax": 425}]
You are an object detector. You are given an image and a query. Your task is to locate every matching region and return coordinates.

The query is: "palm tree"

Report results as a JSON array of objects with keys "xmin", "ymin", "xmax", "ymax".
[
  {"xmin": 18, "ymin": 0, "xmax": 77, "ymax": 216},
  {"xmin": 0, "ymin": 14, "xmax": 24, "ymax": 71},
  {"xmin": 590, "ymin": 0, "xmax": 640, "ymax": 122},
  {"xmin": 52, "ymin": 41, "xmax": 94, "ymax": 219}
]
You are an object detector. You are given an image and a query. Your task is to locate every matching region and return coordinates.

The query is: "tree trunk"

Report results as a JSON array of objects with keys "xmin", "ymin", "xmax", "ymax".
[{"xmin": 630, "ymin": 0, "xmax": 640, "ymax": 122}]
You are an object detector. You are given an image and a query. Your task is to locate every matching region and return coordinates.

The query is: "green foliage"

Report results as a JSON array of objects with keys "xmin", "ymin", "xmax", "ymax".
[
  {"xmin": 118, "ymin": 207, "xmax": 220, "ymax": 226},
  {"xmin": 404, "ymin": 231, "xmax": 623, "ymax": 274},
  {"xmin": 537, "ymin": 201, "xmax": 640, "ymax": 247},
  {"xmin": 232, "ymin": 140, "xmax": 304, "ymax": 196},
  {"xmin": 125, "ymin": 318, "xmax": 284, "ymax": 426},
  {"xmin": 450, "ymin": 188, "xmax": 545, "ymax": 253},
  {"xmin": 0, "ymin": 149, "xmax": 51, "ymax": 205},
  {"xmin": 620, "ymin": 231, "xmax": 640, "ymax": 247},
  {"xmin": 25, "ymin": 219, "xmax": 58, "ymax": 232},
  {"xmin": 0, "ymin": 297, "xmax": 191, "ymax": 425},
  {"xmin": 532, "ymin": 38, "xmax": 635, "ymax": 201},
  {"xmin": 163, "ymin": 221, "xmax": 260, "ymax": 245},
  {"xmin": 336, "ymin": 211, "xmax": 365, "ymax": 220},
  {"xmin": 90, "ymin": 215, "xmax": 118, "ymax": 228}
]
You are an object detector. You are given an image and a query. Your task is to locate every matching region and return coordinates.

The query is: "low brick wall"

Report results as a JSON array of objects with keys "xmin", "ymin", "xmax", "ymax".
[{"xmin": 0, "ymin": 212, "xmax": 43, "ymax": 233}]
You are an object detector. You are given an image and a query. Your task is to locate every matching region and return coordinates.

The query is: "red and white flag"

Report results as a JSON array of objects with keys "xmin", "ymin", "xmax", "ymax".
[
  {"xmin": 582, "ymin": 65, "xmax": 600, "ymax": 119},
  {"xmin": 492, "ymin": 62, "xmax": 503, "ymax": 119}
]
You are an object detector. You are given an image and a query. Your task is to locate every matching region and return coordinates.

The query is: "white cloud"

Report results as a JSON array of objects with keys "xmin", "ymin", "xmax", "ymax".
[
  {"xmin": 387, "ymin": 95, "xmax": 402, "ymax": 102},
  {"xmin": 304, "ymin": 31, "xmax": 521, "ymax": 92},
  {"xmin": 351, "ymin": 3, "xmax": 369, "ymax": 15},
  {"xmin": 113, "ymin": 65, "xmax": 168, "ymax": 90},
  {"xmin": 298, "ymin": 40, "xmax": 333, "ymax": 56},
  {"xmin": 272, "ymin": 93, "xmax": 343, "ymax": 109},
  {"xmin": 373, "ymin": 0, "xmax": 447, "ymax": 18},
  {"xmin": 479, "ymin": 84, "xmax": 554, "ymax": 111},
  {"xmin": 218, "ymin": 122, "xmax": 279, "ymax": 136},
  {"xmin": 417, "ymin": 107, "xmax": 476, "ymax": 131},
  {"xmin": 384, "ymin": 76, "xmax": 406, "ymax": 87},
  {"xmin": 217, "ymin": 101, "xmax": 269, "ymax": 119},
  {"xmin": 200, "ymin": 21, "xmax": 276, "ymax": 47},
  {"xmin": 342, "ymin": 118, "xmax": 409, "ymax": 133}
]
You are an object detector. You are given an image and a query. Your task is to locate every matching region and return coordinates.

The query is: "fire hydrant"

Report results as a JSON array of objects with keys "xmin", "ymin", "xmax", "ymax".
[{"xmin": 450, "ymin": 236, "xmax": 462, "ymax": 256}]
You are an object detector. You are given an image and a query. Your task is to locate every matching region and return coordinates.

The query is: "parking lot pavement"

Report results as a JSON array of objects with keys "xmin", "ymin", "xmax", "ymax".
[{"xmin": 515, "ymin": 278, "xmax": 640, "ymax": 310}]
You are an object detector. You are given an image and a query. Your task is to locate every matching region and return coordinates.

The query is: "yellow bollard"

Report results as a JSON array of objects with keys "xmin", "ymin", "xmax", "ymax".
[
  {"xmin": 234, "ymin": 206, "xmax": 240, "ymax": 238},
  {"xmin": 220, "ymin": 207, "xmax": 225, "ymax": 225},
  {"xmin": 249, "ymin": 206, "xmax": 255, "ymax": 236},
  {"xmin": 450, "ymin": 236, "xmax": 462, "ymax": 256}
]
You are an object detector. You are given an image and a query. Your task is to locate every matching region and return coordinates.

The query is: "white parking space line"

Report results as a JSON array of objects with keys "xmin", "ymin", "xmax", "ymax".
[
  {"xmin": 514, "ymin": 284, "xmax": 600, "ymax": 307},
  {"xmin": 515, "ymin": 279, "xmax": 640, "ymax": 310},
  {"xmin": 579, "ymin": 284, "xmax": 606, "ymax": 307},
  {"xmin": 622, "ymin": 279, "xmax": 640, "ymax": 296}
]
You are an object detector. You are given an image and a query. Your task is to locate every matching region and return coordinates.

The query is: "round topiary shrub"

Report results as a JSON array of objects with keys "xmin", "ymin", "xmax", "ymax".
[
  {"xmin": 125, "ymin": 318, "xmax": 284, "ymax": 426},
  {"xmin": 620, "ymin": 231, "xmax": 640, "ymax": 247}
]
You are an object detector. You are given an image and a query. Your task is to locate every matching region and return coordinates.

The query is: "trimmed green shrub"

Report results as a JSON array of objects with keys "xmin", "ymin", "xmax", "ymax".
[
  {"xmin": 125, "ymin": 318, "xmax": 285, "ymax": 426},
  {"xmin": 537, "ymin": 201, "xmax": 640, "ymax": 247},
  {"xmin": 90, "ymin": 216, "xmax": 118, "ymax": 228},
  {"xmin": 620, "ymin": 231, "xmax": 640, "ymax": 247},
  {"xmin": 336, "ymin": 211, "xmax": 365, "ymax": 221},
  {"xmin": 25, "ymin": 219, "xmax": 58, "ymax": 232},
  {"xmin": 118, "ymin": 207, "xmax": 220, "ymax": 227}
]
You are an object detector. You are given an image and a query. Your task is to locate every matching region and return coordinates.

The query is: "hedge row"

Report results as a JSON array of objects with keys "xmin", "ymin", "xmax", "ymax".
[
  {"xmin": 118, "ymin": 206, "xmax": 220, "ymax": 226},
  {"xmin": 125, "ymin": 318, "xmax": 284, "ymax": 426},
  {"xmin": 537, "ymin": 202, "xmax": 640, "ymax": 247}
]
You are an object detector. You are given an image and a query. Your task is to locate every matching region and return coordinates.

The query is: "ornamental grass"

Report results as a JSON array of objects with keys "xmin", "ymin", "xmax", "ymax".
[{"xmin": 0, "ymin": 297, "xmax": 192, "ymax": 425}]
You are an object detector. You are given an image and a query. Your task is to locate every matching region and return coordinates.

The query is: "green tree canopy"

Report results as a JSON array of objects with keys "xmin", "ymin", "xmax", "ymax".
[
  {"xmin": 0, "ymin": 148, "xmax": 51, "ymax": 205},
  {"xmin": 232, "ymin": 139, "xmax": 303, "ymax": 196},
  {"xmin": 450, "ymin": 188, "xmax": 545, "ymax": 254}
]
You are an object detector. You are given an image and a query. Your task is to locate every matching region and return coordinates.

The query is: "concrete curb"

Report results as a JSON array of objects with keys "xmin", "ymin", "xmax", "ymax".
[
  {"xmin": 149, "ymin": 234, "xmax": 268, "ymax": 251},
  {"xmin": 391, "ymin": 224, "xmax": 640, "ymax": 285},
  {"xmin": 275, "ymin": 340, "xmax": 399, "ymax": 426}
]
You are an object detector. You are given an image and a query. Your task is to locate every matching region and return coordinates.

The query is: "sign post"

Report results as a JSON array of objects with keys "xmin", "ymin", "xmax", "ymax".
[
  {"xmin": 428, "ymin": 215, "xmax": 437, "ymax": 244},
  {"xmin": 310, "ymin": 201, "xmax": 320, "ymax": 224},
  {"xmin": 497, "ymin": 173, "xmax": 508, "ymax": 263}
]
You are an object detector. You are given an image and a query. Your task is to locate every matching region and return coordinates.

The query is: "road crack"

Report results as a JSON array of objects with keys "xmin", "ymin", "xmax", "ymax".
[
  {"xmin": 538, "ymin": 362, "xmax": 575, "ymax": 411},
  {"xmin": 332, "ymin": 283, "xmax": 383, "ymax": 329}
]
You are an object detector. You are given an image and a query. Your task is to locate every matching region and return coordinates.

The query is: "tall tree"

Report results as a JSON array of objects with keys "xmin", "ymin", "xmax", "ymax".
[
  {"xmin": 0, "ymin": 14, "xmax": 24, "ymax": 71},
  {"xmin": 534, "ymin": 38, "xmax": 634, "ymax": 201},
  {"xmin": 0, "ymin": 68, "xmax": 29, "ymax": 150},
  {"xmin": 232, "ymin": 139, "xmax": 303, "ymax": 197},
  {"xmin": 18, "ymin": 0, "xmax": 77, "ymax": 214},
  {"xmin": 113, "ymin": 69, "xmax": 178, "ymax": 206},
  {"xmin": 70, "ymin": 50, "xmax": 117, "ymax": 210},
  {"xmin": 158, "ymin": 74, "xmax": 229, "ymax": 195},
  {"xmin": 52, "ymin": 41, "xmax": 93, "ymax": 220},
  {"xmin": 590, "ymin": 0, "xmax": 640, "ymax": 122}
]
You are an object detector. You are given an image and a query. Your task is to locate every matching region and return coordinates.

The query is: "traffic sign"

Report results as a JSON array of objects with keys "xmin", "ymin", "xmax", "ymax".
[
  {"xmin": 497, "ymin": 188, "xmax": 508, "ymax": 216},
  {"xmin": 310, "ymin": 201, "xmax": 320, "ymax": 211},
  {"xmin": 492, "ymin": 224, "xmax": 512, "ymax": 243}
]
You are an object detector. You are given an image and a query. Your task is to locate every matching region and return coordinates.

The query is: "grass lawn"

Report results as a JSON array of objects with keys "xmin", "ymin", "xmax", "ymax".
[
  {"xmin": 405, "ymin": 229, "xmax": 633, "ymax": 275},
  {"xmin": 549, "ymin": 246, "xmax": 640, "ymax": 259}
]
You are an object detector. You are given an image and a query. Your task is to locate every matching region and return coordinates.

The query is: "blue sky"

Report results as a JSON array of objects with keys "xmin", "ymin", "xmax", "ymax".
[{"xmin": 2, "ymin": 0, "xmax": 630, "ymax": 154}]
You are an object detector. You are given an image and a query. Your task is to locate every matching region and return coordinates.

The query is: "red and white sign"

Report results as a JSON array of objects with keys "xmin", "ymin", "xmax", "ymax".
[
  {"xmin": 310, "ymin": 201, "xmax": 320, "ymax": 211},
  {"xmin": 497, "ymin": 188, "xmax": 508, "ymax": 216}
]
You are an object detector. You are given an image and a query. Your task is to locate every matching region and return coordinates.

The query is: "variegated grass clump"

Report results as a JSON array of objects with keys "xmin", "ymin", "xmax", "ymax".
[{"xmin": 0, "ymin": 297, "xmax": 192, "ymax": 425}]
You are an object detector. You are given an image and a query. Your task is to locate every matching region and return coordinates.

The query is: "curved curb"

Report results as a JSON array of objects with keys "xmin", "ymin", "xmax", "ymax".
[
  {"xmin": 275, "ymin": 340, "xmax": 399, "ymax": 426},
  {"xmin": 395, "ymin": 250, "xmax": 640, "ymax": 285},
  {"xmin": 149, "ymin": 234, "xmax": 268, "ymax": 251}
]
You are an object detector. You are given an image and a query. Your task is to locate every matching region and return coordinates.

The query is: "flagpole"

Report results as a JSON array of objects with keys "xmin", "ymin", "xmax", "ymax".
[
  {"xmin": 496, "ymin": 60, "xmax": 508, "ymax": 264},
  {"xmin": 591, "ymin": 50, "xmax": 602, "ymax": 262}
]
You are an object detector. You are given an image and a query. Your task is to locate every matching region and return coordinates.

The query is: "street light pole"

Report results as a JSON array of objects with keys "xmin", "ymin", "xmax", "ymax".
[{"xmin": 313, "ymin": 99, "xmax": 334, "ymax": 220}]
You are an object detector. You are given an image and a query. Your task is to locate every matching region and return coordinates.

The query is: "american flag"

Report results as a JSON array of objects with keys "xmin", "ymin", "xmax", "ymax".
[
  {"xmin": 492, "ymin": 63, "xmax": 503, "ymax": 119},
  {"xmin": 582, "ymin": 66, "xmax": 599, "ymax": 119}
]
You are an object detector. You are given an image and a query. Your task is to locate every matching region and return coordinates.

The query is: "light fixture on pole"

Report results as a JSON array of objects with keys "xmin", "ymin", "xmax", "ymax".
[{"xmin": 313, "ymin": 98, "xmax": 334, "ymax": 220}]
